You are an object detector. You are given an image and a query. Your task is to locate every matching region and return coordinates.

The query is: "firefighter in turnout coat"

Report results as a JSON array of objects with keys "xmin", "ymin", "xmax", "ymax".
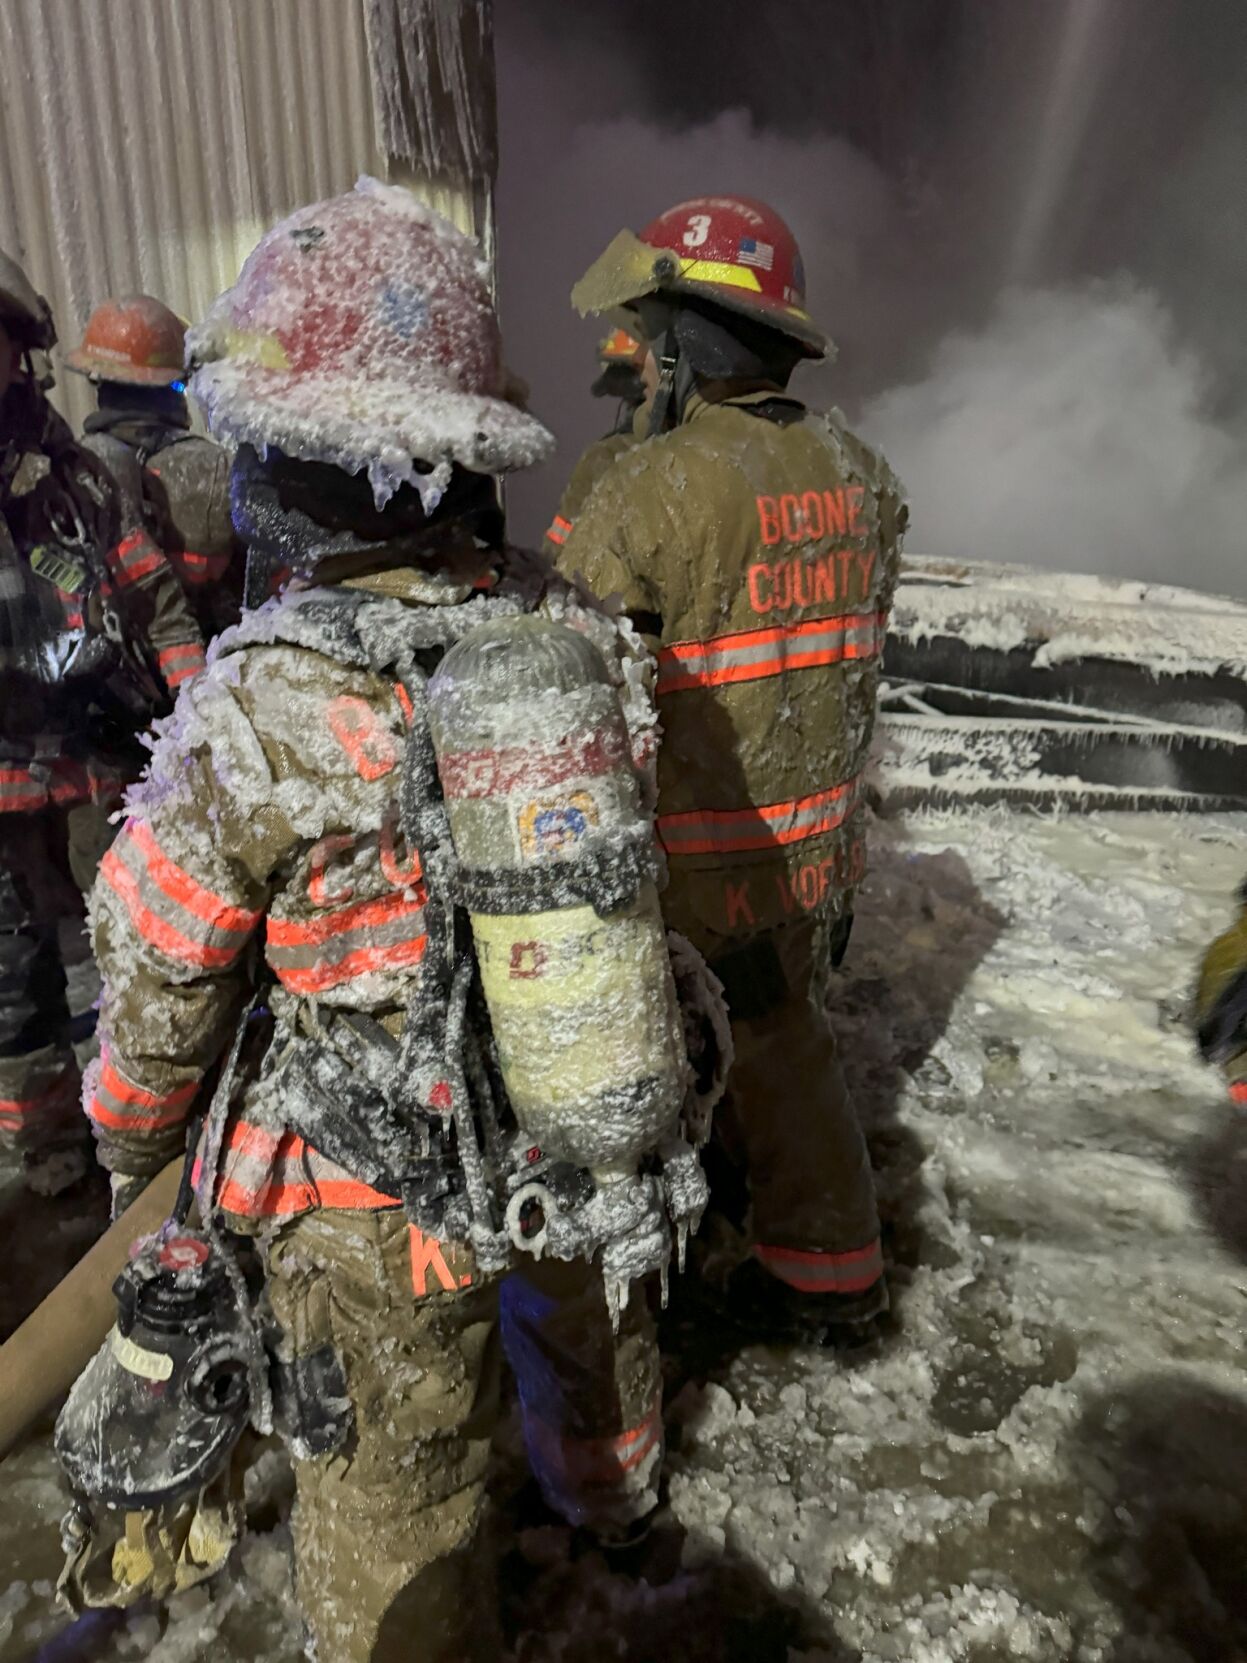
[
  {"xmin": 0, "ymin": 252, "xmax": 204, "ymax": 1192},
  {"xmin": 84, "ymin": 181, "xmax": 705, "ymax": 1661},
  {"xmin": 67, "ymin": 296, "xmax": 243, "ymax": 640},
  {"xmin": 558, "ymin": 196, "xmax": 907, "ymax": 1336},
  {"xmin": 543, "ymin": 326, "xmax": 645, "ymax": 559}
]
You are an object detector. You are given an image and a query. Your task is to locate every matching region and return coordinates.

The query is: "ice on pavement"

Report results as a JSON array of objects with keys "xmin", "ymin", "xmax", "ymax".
[{"xmin": 2, "ymin": 804, "xmax": 1244, "ymax": 1660}]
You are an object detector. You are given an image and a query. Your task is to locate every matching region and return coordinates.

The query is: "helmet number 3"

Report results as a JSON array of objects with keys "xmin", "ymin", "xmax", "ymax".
[{"xmin": 681, "ymin": 214, "xmax": 712, "ymax": 249}]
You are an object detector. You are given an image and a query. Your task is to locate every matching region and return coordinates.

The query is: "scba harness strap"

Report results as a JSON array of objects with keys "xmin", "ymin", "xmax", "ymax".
[{"xmin": 219, "ymin": 585, "xmax": 528, "ymax": 1269}]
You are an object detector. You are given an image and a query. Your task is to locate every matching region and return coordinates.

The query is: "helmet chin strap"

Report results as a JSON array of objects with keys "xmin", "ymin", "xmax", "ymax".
[{"xmin": 646, "ymin": 332, "xmax": 680, "ymax": 438}]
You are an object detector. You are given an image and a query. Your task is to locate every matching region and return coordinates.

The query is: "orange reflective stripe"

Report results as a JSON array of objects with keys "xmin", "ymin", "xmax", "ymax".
[
  {"xmin": 158, "ymin": 643, "xmax": 206, "ymax": 689},
  {"xmin": 209, "ymin": 1119, "xmax": 400, "ymax": 1216},
  {"xmin": 214, "ymin": 1169, "xmax": 317, "ymax": 1218},
  {"xmin": 658, "ymin": 775, "xmax": 861, "ymax": 857},
  {"xmin": 267, "ymin": 888, "xmax": 426, "ymax": 948},
  {"xmin": 545, "ymin": 514, "xmax": 573, "ymax": 546},
  {"xmin": 175, "ymin": 549, "xmax": 232, "ymax": 584},
  {"xmin": 1231, "ymin": 1081, "xmax": 1247, "ymax": 1105},
  {"xmin": 316, "ymin": 1175, "xmax": 401, "ymax": 1208},
  {"xmin": 272, "ymin": 933, "xmax": 428, "ymax": 995},
  {"xmin": 108, "ymin": 530, "xmax": 164, "ymax": 585},
  {"xmin": 0, "ymin": 768, "xmax": 51, "ymax": 812},
  {"xmin": 657, "ymin": 610, "xmax": 886, "ymax": 694},
  {"xmin": 101, "ymin": 848, "xmax": 239, "ymax": 969},
  {"xmin": 101, "ymin": 821, "xmax": 260, "ymax": 969},
  {"xmin": 753, "ymin": 1237, "xmax": 883, "ymax": 1294},
  {"xmin": 527, "ymin": 1394, "xmax": 663, "ymax": 1491},
  {"xmin": 0, "ymin": 1068, "xmax": 77, "ymax": 1127},
  {"xmin": 125, "ymin": 820, "xmax": 260, "ymax": 934},
  {"xmin": 89, "ymin": 1056, "xmax": 197, "ymax": 1132}
]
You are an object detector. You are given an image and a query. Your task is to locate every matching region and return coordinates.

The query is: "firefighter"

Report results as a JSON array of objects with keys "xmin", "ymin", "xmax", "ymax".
[
  {"xmin": 0, "ymin": 252, "xmax": 204, "ymax": 1193},
  {"xmin": 81, "ymin": 181, "xmax": 712, "ymax": 1660},
  {"xmin": 543, "ymin": 326, "xmax": 645, "ymax": 558},
  {"xmin": 556, "ymin": 196, "xmax": 908, "ymax": 1339},
  {"xmin": 1194, "ymin": 880, "xmax": 1247, "ymax": 1104},
  {"xmin": 67, "ymin": 295, "xmax": 243, "ymax": 637}
]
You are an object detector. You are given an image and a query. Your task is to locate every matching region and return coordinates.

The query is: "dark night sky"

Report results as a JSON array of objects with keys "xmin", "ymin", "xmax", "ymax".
[{"xmin": 494, "ymin": 0, "xmax": 1247, "ymax": 592}]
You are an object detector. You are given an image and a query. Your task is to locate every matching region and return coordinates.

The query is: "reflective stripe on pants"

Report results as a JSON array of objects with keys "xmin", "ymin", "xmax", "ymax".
[{"xmin": 500, "ymin": 1254, "xmax": 663, "ymax": 1531}]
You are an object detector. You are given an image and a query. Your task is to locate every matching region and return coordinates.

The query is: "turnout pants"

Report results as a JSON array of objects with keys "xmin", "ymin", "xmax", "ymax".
[
  {"xmin": 0, "ymin": 809, "xmax": 85, "ymax": 1156},
  {"xmin": 265, "ymin": 1208, "xmax": 663, "ymax": 1663},
  {"xmin": 668, "ymin": 892, "xmax": 883, "ymax": 1296}
]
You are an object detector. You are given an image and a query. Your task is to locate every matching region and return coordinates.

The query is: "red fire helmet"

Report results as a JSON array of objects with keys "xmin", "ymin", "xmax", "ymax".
[
  {"xmin": 187, "ymin": 177, "xmax": 553, "ymax": 505},
  {"xmin": 572, "ymin": 195, "xmax": 830, "ymax": 359},
  {"xmin": 66, "ymin": 296, "xmax": 186, "ymax": 386}
]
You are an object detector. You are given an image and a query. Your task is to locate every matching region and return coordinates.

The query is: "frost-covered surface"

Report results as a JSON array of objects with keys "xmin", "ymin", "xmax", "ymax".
[
  {"xmin": 873, "ymin": 710, "xmax": 1247, "ymax": 811},
  {"xmin": 892, "ymin": 555, "xmax": 1247, "ymax": 680},
  {"xmin": 188, "ymin": 178, "xmax": 553, "ymax": 508},
  {"xmin": 3, "ymin": 805, "xmax": 1246, "ymax": 1659}
]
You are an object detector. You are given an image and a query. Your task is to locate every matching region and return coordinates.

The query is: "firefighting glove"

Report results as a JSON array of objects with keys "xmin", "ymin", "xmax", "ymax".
[{"xmin": 1194, "ymin": 885, "xmax": 1247, "ymax": 1092}]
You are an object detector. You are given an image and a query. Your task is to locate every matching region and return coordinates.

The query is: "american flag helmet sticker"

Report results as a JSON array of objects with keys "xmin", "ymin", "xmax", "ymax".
[{"xmin": 738, "ymin": 237, "xmax": 775, "ymax": 271}]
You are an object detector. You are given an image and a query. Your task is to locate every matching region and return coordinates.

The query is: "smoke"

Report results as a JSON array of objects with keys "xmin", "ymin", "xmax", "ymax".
[
  {"xmin": 494, "ymin": 1, "xmax": 1247, "ymax": 596},
  {"xmin": 861, "ymin": 281, "xmax": 1246, "ymax": 592}
]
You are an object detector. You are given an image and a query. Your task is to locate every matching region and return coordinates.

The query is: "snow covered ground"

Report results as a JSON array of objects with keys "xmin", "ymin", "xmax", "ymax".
[{"xmin": 1, "ymin": 805, "xmax": 1244, "ymax": 1662}]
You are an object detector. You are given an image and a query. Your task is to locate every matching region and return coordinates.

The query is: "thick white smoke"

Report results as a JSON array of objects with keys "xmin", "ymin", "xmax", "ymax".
[
  {"xmin": 861, "ymin": 281, "xmax": 1247, "ymax": 594},
  {"xmin": 495, "ymin": 7, "xmax": 1247, "ymax": 598}
]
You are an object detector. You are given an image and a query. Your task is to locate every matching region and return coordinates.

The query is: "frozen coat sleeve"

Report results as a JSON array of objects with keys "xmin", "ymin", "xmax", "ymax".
[
  {"xmin": 553, "ymin": 463, "xmax": 670, "ymax": 635},
  {"xmin": 85, "ymin": 673, "xmax": 291, "ymax": 1176},
  {"xmin": 106, "ymin": 526, "xmax": 207, "ymax": 695}
]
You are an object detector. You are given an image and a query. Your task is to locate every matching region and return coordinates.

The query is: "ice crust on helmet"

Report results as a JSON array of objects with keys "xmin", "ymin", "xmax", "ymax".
[{"xmin": 188, "ymin": 177, "xmax": 554, "ymax": 507}]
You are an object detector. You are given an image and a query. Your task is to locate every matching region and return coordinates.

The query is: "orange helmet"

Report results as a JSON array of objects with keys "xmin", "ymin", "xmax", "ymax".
[
  {"xmin": 66, "ymin": 296, "xmax": 187, "ymax": 386},
  {"xmin": 573, "ymin": 195, "xmax": 830, "ymax": 359}
]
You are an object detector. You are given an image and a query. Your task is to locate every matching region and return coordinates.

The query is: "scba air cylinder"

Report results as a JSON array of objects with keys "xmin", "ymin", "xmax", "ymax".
[{"xmin": 427, "ymin": 615, "xmax": 687, "ymax": 1178}]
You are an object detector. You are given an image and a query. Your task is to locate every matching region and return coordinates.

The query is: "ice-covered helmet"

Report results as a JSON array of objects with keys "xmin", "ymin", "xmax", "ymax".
[
  {"xmin": 572, "ymin": 195, "xmax": 830, "ymax": 360},
  {"xmin": 66, "ymin": 295, "xmax": 187, "ymax": 387},
  {"xmin": 188, "ymin": 177, "xmax": 554, "ymax": 507},
  {"xmin": 0, "ymin": 250, "xmax": 55, "ymax": 352}
]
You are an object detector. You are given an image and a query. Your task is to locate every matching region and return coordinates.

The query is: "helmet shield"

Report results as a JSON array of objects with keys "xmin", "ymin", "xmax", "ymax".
[{"xmin": 571, "ymin": 230, "xmax": 681, "ymax": 321}]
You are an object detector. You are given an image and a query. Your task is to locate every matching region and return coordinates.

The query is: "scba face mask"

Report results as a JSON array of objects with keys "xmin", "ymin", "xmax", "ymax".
[{"xmin": 55, "ymin": 1233, "xmax": 255, "ymax": 1512}]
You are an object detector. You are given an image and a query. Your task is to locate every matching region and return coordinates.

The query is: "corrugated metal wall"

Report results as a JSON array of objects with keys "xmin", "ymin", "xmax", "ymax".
[{"xmin": 0, "ymin": 0, "xmax": 484, "ymax": 429}]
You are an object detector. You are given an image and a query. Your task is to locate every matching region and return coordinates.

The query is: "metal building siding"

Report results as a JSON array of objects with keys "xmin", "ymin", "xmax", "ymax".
[{"xmin": 0, "ymin": 0, "xmax": 482, "ymax": 430}]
